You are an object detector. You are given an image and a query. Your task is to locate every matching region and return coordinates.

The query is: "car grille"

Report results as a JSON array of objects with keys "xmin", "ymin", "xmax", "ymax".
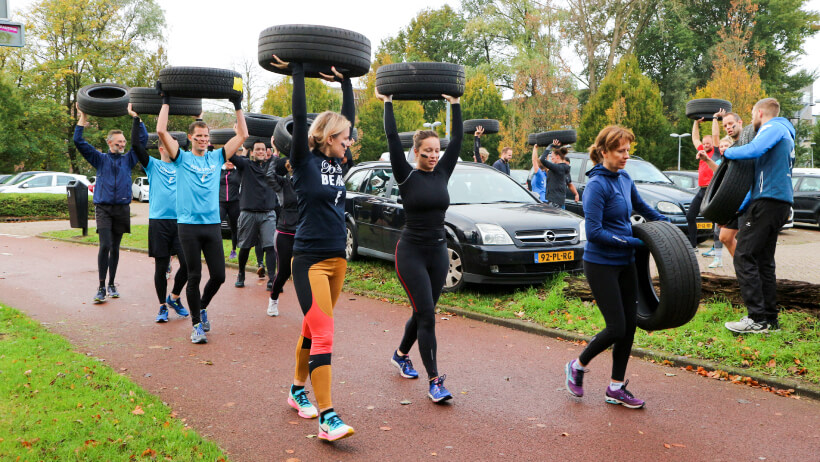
[{"xmin": 515, "ymin": 228, "xmax": 578, "ymax": 244}]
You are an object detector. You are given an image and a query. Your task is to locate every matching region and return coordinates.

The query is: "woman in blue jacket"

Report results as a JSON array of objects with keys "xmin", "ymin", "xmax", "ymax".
[{"xmin": 564, "ymin": 125, "xmax": 667, "ymax": 409}]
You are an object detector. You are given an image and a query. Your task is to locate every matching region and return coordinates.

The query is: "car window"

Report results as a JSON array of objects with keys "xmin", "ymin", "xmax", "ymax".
[
  {"xmin": 24, "ymin": 175, "xmax": 53, "ymax": 188},
  {"xmin": 792, "ymin": 177, "xmax": 800, "ymax": 189},
  {"xmin": 142, "ymin": 177, "xmax": 149, "ymax": 185},
  {"xmin": 364, "ymin": 168, "xmax": 393, "ymax": 198},
  {"xmin": 448, "ymin": 168, "xmax": 537, "ymax": 205},
  {"xmin": 568, "ymin": 157, "xmax": 584, "ymax": 183},
  {"xmin": 9, "ymin": 173, "xmax": 37, "ymax": 185},
  {"xmin": 624, "ymin": 160, "xmax": 673, "ymax": 184},
  {"xmin": 670, "ymin": 174, "xmax": 694, "ymax": 189},
  {"xmin": 798, "ymin": 177, "xmax": 820, "ymax": 192},
  {"xmin": 56, "ymin": 175, "xmax": 75, "ymax": 186},
  {"xmin": 345, "ymin": 169, "xmax": 369, "ymax": 193}
]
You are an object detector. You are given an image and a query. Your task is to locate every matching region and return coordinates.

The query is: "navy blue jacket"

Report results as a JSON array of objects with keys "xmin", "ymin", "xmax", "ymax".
[
  {"xmin": 723, "ymin": 117, "xmax": 795, "ymax": 205},
  {"xmin": 583, "ymin": 163, "xmax": 667, "ymax": 265},
  {"xmin": 74, "ymin": 118, "xmax": 147, "ymax": 205}
]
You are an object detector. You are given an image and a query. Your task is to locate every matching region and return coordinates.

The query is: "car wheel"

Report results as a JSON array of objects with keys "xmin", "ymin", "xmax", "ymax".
[
  {"xmin": 345, "ymin": 221, "xmax": 358, "ymax": 262},
  {"xmin": 630, "ymin": 214, "xmax": 646, "ymax": 225},
  {"xmin": 442, "ymin": 241, "xmax": 465, "ymax": 293},
  {"xmin": 138, "ymin": 192, "xmax": 143, "ymax": 202}
]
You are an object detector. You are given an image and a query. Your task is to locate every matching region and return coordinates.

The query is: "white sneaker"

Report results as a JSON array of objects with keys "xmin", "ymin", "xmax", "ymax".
[
  {"xmin": 267, "ymin": 298, "xmax": 279, "ymax": 317},
  {"xmin": 725, "ymin": 316, "xmax": 768, "ymax": 334},
  {"xmin": 708, "ymin": 258, "xmax": 722, "ymax": 268}
]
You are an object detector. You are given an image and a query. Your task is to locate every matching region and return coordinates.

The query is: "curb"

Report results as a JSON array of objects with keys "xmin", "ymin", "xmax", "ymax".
[{"xmin": 39, "ymin": 233, "xmax": 820, "ymax": 401}]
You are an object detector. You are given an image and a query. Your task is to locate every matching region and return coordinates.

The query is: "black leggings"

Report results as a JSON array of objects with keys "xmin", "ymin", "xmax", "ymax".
[
  {"xmin": 686, "ymin": 187, "xmax": 706, "ymax": 248},
  {"xmin": 578, "ymin": 260, "xmax": 638, "ymax": 382},
  {"xmin": 238, "ymin": 246, "xmax": 275, "ymax": 276},
  {"xmin": 395, "ymin": 239, "xmax": 448, "ymax": 380},
  {"xmin": 178, "ymin": 224, "xmax": 226, "ymax": 325},
  {"xmin": 154, "ymin": 256, "xmax": 188, "ymax": 305},
  {"xmin": 220, "ymin": 201, "xmax": 240, "ymax": 250},
  {"xmin": 97, "ymin": 228, "xmax": 123, "ymax": 285},
  {"xmin": 270, "ymin": 230, "xmax": 295, "ymax": 300}
]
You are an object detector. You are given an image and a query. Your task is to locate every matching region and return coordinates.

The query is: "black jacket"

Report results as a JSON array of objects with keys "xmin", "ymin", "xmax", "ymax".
[
  {"xmin": 219, "ymin": 166, "xmax": 241, "ymax": 202},
  {"xmin": 266, "ymin": 159, "xmax": 299, "ymax": 233}
]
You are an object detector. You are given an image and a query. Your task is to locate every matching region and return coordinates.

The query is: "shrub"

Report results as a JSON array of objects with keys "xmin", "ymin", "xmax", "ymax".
[{"xmin": 0, "ymin": 193, "xmax": 93, "ymax": 219}]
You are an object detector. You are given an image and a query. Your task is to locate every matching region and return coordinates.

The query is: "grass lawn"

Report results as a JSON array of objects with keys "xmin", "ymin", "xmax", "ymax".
[
  {"xmin": 43, "ymin": 226, "xmax": 820, "ymax": 385},
  {"xmin": 0, "ymin": 303, "xmax": 228, "ymax": 460}
]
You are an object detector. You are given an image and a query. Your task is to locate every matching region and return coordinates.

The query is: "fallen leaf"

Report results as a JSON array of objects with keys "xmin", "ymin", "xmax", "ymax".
[
  {"xmin": 400, "ymin": 400, "xmax": 412, "ymax": 405},
  {"xmin": 671, "ymin": 444, "xmax": 686, "ymax": 448},
  {"xmin": 766, "ymin": 359, "xmax": 776, "ymax": 368},
  {"xmin": 664, "ymin": 443, "xmax": 671, "ymax": 449},
  {"xmin": 286, "ymin": 449, "xmax": 295, "ymax": 454},
  {"xmin": 665, "ymin": 373, "xmax": 676, "ymax": 377},
  {"xmin": 638, "ymin": 431, "xmax": 644, "ymax": 435},
  {"xmin": 142, "ymin": 448, "xmax": 157, "ymax": 457},
  {"xmin": 132, "ymin": 406, "xmax": 144, "ymax": 415},
  {"xmin": 200, "ymin": 360, "xmax": 214, "ymax": 366},
  {"xmin": 288, "ymin": 421, "xmax": 299, "ymax": 425},
  {"xmin": 380, "ymin": 426, "xmax": 392, "ymax": 431},
  {"xmin": 306, "ymin": 434, "xmax": 316, "ymax": 439},
  {"xmin": 366, "ymin": 405, "xmax": 375, "ymax": 410},
  {"xmin": 560, "ymin": 432, "xmax": 569, "ymax": 437},
  {"xmin": 536, "ymin": 424, "xmax": 547, "ymax": 428},
  {"xmin": 286, "ymin": 459, "xmax": 301, "ymax": 462}
]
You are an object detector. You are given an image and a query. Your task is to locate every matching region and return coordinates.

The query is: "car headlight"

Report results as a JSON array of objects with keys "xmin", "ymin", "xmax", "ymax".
[
  {"xmin": 656, "ymin": 201, "xmax": 684, "ymax": 214},
  {"xmin": 579, "ymin": 220, "xmax": 587, "ymax": 242},
  {"xmin": 476, "ymin": 224, "xmax": 513, "ymax": 245}
]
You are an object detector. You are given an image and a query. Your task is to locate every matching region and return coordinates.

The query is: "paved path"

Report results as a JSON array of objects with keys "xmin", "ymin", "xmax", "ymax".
[{"xmin": 1, "ymin": 234, "xmax": 818, "ymax": 461}]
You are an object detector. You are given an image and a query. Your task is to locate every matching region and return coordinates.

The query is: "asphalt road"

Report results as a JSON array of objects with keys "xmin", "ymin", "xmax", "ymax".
[{"xmin": 1, "ymin": 234, "xmax": 819, "ymax": 461}]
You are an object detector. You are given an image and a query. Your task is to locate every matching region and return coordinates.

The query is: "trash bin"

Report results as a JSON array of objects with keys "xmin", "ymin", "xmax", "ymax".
[{"xmin": 66, "ymin": 180, "xmax": 89, "ymax": 236}]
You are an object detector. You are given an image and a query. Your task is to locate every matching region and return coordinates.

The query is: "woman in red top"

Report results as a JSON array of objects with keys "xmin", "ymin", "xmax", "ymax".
[{"xmin": 688, "ymin": 119, "xmax": 719, "ymax": 250}]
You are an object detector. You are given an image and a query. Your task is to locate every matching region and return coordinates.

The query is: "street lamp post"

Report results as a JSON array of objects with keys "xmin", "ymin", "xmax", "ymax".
[
  {"xmin": 423, "ymin": 121, "xmax": 442, "ymax": 130},
  {"xmin": 670, "ymin": 133, "xmax": 691, "ymax": 170}
]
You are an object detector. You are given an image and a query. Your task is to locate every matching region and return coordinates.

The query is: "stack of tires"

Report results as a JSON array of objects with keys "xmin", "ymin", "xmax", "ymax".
[{"xmin": 244, "ymin": 113, "xmax": 279, "ymax": 149}]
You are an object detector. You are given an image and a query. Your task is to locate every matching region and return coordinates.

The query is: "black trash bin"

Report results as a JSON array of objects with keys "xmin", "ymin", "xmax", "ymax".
[{"xmin": 66, "ymin": 180, "xmax": 89, "ymax": 236}]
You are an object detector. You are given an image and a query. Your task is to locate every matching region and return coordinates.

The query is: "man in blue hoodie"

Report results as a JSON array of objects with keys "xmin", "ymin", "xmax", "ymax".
[{"xmin": 721, "ymin": 98, "xmax": 795, "ymax": 334}]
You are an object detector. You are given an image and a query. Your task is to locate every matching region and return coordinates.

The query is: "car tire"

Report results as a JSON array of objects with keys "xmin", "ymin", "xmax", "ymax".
[
  {"xmin": 148, "ymin": 132, "xmax": 189, "ymax": 150},
  {"xmin": 399, "ymin": 132, "xmax": 415, "ymax": 150},
  {"xmin": 257, "ymin": 25, "xmax": 372, "ymax": 78},
  {"xmin": 245, "ymin": 113, "xmax": 279, "ymax": 137},
  {"xmin": 632, "ymin": 221, "xmax": 701, "ymax": 331},
  {"xmin": 210, "ymin": 128, "xmax": 236, "ymax": 145},
  {"xmin": 273, "ymin": 115, "xmax": 315, "ymax": 156},
  {"xmin": 77, "ymin": 83, "xmax": 130, "ymax": 117},
  {"xmin": 243, "ymin": 135, "xmax": 272, "ymax": 150},
  {"xmin": 376, "ymin": 62, "xmax": 466, "ymax": 101},
  {"xmin": 345, "ymin": 220, "xmax": 358, "ymax": 261},
  {"xmin": 442, "ymin": 241, "xmax": 466, "ymax": 293},
  {"xmin": 700, "ymin": 158, "xmax": 754, "ymax": 224},
  {"xmin": 128, "ymin": 87, "xmax": 202, "ymax": 116},
  {"xmin": 157, "ymin": 66, "xmax": 243, "ymax": 100},
  {"xmin": 463, "ymin": 119, "xmax": 500, "ymax": 135},
  {"xmin": 685, "ymin": 98, "xmax": 732, "ymax": 120},
  {"xmin": 530, "ymin": 130, "xmax": 577, "ymax": 146}
]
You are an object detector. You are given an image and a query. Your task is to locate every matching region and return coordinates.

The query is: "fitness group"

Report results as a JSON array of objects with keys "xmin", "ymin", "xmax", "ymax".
[{"xmin": 71, "ymin": 24, "xmax": 796, "ymax": 442}]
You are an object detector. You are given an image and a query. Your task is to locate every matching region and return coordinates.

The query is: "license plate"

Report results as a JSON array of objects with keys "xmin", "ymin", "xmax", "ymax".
[
  {"xmin": 697, "ymin": 222, "xmax": 713, "ymax": 230},
  {"xmin": 534, "ymin": 250, "xmax": 574, "ymax": 263}
]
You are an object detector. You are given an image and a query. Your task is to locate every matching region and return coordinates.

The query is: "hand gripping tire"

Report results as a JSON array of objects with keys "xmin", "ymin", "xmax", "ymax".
[
  {"xmin": 528, "ymin": 130, "xmax": 577, "ymax": 146},
  {"xmin": 699, "ymin": 158, "xmax": 755, "ymax": 224},
  {"xmin": 244, "ymin": 135, "xmax": 272, "ymax": 150},
  {"xmin": 147, "ymin": 132, "xmax": 189, "ymax": 150},
  {"xmin": 128, "ymin": 87, "xmax": 202, "ymax": 116},
  {"xmin": 399, "ymin": 132, "xmax": 415, "ymax": 149},
  {"xmin": 463, "ymin": 119, "xmax": 500, "ymax": 135},
  {"xmin": 77, "ymin": 83, "xmax": 130, "ymax": 117},
  {"xmin": 257, "ymin": 24, "xmax": 372, "ymax": 78},
  {"xmin": 245, "ymin": 113, "xmax": 279, "ymax": 137},
  {"xmin": 632, "ymin": 221, "xmax": 701, "ymax": 331},
  {"xmin": 209, "ymin": 128, "xmax": 236, "ymax": 146},
  {"xmin": 157, "ymin": 67, "xmax": 243, "ymax": 100},
  {"xmin": 685, "ymin": 98, "xmax": 732, "ymax": 121},
  {"xmin": 376, "ymin": 62, "xmax": 466, "ymax": 100},
  {"xmin": 272, "ymin": 115, "xmax": 314, "ymax": 156}
]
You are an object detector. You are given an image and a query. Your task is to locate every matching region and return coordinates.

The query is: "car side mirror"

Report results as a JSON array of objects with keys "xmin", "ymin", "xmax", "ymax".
[{"xmin": 21, "ymin": 183, "xmax": 29, "ymax": 188}]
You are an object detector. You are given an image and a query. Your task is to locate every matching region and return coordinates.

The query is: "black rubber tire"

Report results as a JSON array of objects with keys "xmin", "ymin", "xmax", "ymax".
[
  {"xmin": 147, "ymin": 132, "xmax": 189, "ymax": 150},
  {"xmin": 700, "ymin": 158, "xmax": 755, "ymax": 224},
  {"xmin": 157, "ymin": 66, "xmax": 243, "ymax": 100},
  {"xmin": 632, "ymin": 221, "xmax": 701, "ymax": 331},
  {"xmin": 439, "ymin": 138, "xmax": 450, "ymax": 151},
  {"xmin": 376, "ymin": 62, "xmax": 466, "ymax": 100},
  {"xmin": 307, "ymin": 112, "xmax": 321, "ymax": 120},
  {"xmin": 244, "ymin": 135, "xmax": 272, "ymax": 149},
  {"xmin": 272, "ymin": 115, "xmax": 314, "ymax": 156},
  {"xmin": 128, "ymin": 87, "xmax": 202, "ymax": 116},
  {"xmin": 529, "ymin": 130, "xmax": 577, "ymax": 146},
  {"xmin": 685, "ymin": 98, "xmax": 732, "ymax": 121},
  {"xmin": 399, "ymin": 132, "xmax": 415, "ymax": 149},
  {"xmin": 463, "ymin": 119, "xmax": 500, "ymax": 134},
  {"xmin": 345, "ymin": 220, "xmax": 358, "ymax": 261},
  {"xmin": 77, "ymin": 83, "xmax": 130, "ymax": 117},
  {"xmin": 527, "ymin": 133, "xmax": 537, "ymax": 145},
  {"xmin": 442, "ymin": 240, "xmax": 466, "ymax": 293},
  {"xmin": 245, "ymin": 113, "xmax": 279, "ymax": 137},
  {"xmin": 351, "ymin": 126, "xmax": 358, "ymax": 142},
  {"xmin": 210, "ymin": 128, "xmax": 236, "ymax": 146},
  {"xmin": 257, "ymin": 25, "xmax": 371, "ymax": 78}
]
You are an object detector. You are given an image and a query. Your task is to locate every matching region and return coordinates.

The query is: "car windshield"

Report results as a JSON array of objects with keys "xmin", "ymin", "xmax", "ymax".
[
  {"xmin": 6, "ymin": 173, "xmax": 38, "ymax": 185},
  {"xmin": 509, "ymin": 170, "xmax": 529, "ymax": 184},
  {"xmin": 448, "ymin": 168, "xmax": 537, "ymax": 205},
  {"xmin": 624, "ymin": 160, "xmax": 673, "ymax": 184}
]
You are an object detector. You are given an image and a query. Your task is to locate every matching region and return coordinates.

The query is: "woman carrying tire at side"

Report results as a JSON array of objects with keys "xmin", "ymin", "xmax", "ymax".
[
  {"xmin": 564, "ymin": 125, "xmax": 668, "ymax": 409},
  {"xmin": 375, "ymin": 88, "xmax": 463, "ymax": 404},
  {"xmin": 269, "ymin": 55, "xmax": 355, "ymax": 442}
]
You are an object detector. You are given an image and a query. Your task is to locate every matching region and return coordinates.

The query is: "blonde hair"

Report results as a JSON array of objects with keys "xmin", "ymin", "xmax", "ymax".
[
  {"xmin": 478, "ymin": 147, "xmax": 489, "ymax": 162},
  {"xmin": 588, "ymin": 125, "xmax": 635, "ymax": 164},
  {"xmin": 720, "ymin": 136, "xmax": 734, "ymax": 147},
  {"xmin": 413, "ymin": 130, "xmax": 439, "ymax": 152},
  {"xmin": 308, "ymin": 111, "xmax": 351, "ymax": 150}
]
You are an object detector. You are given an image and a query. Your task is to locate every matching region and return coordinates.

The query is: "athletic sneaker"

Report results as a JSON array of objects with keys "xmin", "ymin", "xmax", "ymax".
[
  {"xmin": 390, "ymin": 351, "xmax": 419, "ymax": 379},
  {"xmin": 287, "ymin": 388, "xmax": 318, "ymax": 418},
  {"xmin": 256, "ymin": 264, "xmax": 265, "ymax": 279},
  {"xmin": 725, "ymin": 316, "xmax": 768, "ymax": 334},
  {"xmin": 166, "ymin": 263, "xmax": 172, "ymax": 280},
  {"xmin": 165, "ymin": 295, "xmax": 189, "ymax": 317},
  {"xmin": 708, "ymin": 258, "xmax": 723, "ymax": 269},
  {"xmin": 428, "ymin": 375, "xmax": 453, "ymax": 403},
  {"xmin": 235, "ymin": 272, "xmax": 245, "ymax": 288},
  {"xmin": 702, "ymin": 246, "xmax": 715, "ymax": 257},
  {"xmin": 267, "ymin": 298, "xmax": 279, "ymax": 317},
  {"xmin": 190, "ymin": 323, "xmax": 207, "ymax": 344},
  {"xmin": 605, "ymin": 380, "xmax": 645, "ymax": 409},
  {"xmin": 155, "ymin": 305, "xmax": 169, "ymax": 323},
  {"xmin": 107, "ymin": 284, "xmax": 120, "ymax": 298},
  {"xmin": 229, "ymin": 250, "xmax": 237, "ymax": 260},
  {"xmin": 200, "ymin": 309, "xmax": 211, "ymax": 332},
  {"xmin": 318, "ymin": 411, "xmax": 354, "ymax": 442},
  {"xmin": 767, "ymin": 319, "xmax": 781, "ymax": 332},
  {"xmin": 93, "ymin": 287, "xmax": 106, "ymax": 304},
  {"xmin": 266, "ymin": 279, "xmax": 273, "ymax": 291},
  {"xmin": 565, "ymin": 359, "xmax": 585, "ymax": 397}
]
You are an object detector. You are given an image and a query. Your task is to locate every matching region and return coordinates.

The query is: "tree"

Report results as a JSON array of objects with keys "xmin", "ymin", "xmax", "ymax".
[
  {"xmin": 260, "ymin": 77, "xmax": 341, "ymax": 117},
  {"xmin": 692, "ymin": 60, "xmax": 767, "ymax": 130},
  {"xmin": 577, "ymin": 55, "xmax": 674, "ymax": 168}
]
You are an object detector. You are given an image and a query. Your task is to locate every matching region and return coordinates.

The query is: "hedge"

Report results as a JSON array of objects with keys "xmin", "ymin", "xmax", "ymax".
[{"xmin": 0, "ymin": 193, "xmax": 94, "ymax": 219}]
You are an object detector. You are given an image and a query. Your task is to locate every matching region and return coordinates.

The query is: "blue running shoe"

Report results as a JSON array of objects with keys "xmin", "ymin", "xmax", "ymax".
[
  {"xmin": 93, "ymin": 286, "xmax": 106, "ymax": 304},
  {"xmin": 702, "ymin": 246, "xmax": 715, "ymax": 257},
  {"xmin": 318, "ymin": 411, "xmax": 354, "ymax": 442},
  {"xmin": 155, "ymin": 305, "xmax": 169, "ymax": 323},
  {"xmin": 190, "ymin": 323, "xmax": 207, "ymax": 344},
  {"xmin": 200, "ymin": 309, "xmax": 210, "ymax": 332},
  {"xmin": 391, "ymin": 350, "xmax": 419, "ymax": 379},
  {"xmin": 165, "ymin": 295, "xmax": 189, "ymax": 317},
  {"xmin": 428, "ymin": 375, "xmax": 453, "ymax": 403},
  {"xmin": 107, "ymin": 283, "xmax": 120, "ymax": 298}
]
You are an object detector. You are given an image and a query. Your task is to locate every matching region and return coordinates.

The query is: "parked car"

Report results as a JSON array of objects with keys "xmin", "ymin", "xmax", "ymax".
[
  {"xmin": 0, "ymin": 172, "xmax": 90, "ymax": 195},
  {"xmin": 0, "ymin": 174, "xmax": 12, "ymax": 184},
  {"xmin": 563, "ymin": 153, "xmax": 712, "ymax": 241},
  {"xmin": 132, "ymin": 176, "xmax": 150, "ymax": 202},
  {"xmin": 343, "ymin": 161, "xmax": 586, "ymax": 292},
  {"xmin": 509, "ymin": 169, "xmax": 530, "ymax": 189},
  {"xmin": 663, "ymin": 170, "xmax": 699, "ymax": 193},
  {"xmin": 0, "ymin": 171, "xmax": 54, "ymax": 191},
  {"xmin": 791, "ymin": 172, "xmax": 820, "ymax": 226}
]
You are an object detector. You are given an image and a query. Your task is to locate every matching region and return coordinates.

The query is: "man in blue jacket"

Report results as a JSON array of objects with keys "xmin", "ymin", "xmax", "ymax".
[
  {"xmin": 75, "ymin": 104, "xmax": 148, "ymax": 304},
  {"xmin": 722, "ymin": 98, "xmax": 795, "ymax": 334}
]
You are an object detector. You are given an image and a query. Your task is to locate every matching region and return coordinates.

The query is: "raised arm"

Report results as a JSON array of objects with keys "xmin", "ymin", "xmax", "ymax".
[
  {"xmin": 691, "ymin": 119, "xmax": 702, "ymax": 149},
  {"xmin": 282, "ymin": 59, "xmax": 309, "ymax": 167},
  {"xmin": 223, "ymin": 108, "xmax": 248, "ymax": 161},
  {"xmin": 377, "ymin": 89, "xmax": 412, "ymax": 183},
  {"xmin": 435, "ymin": 95, "xmax": 462, "ymax": 177},
  {"xmin": 156, "ymin": 90, "xmax": 180, "ymax": 161},
  {"xmin": 73, "ymin": 104, "xmax": 102, "ymax": 169},
  {"xmin": 711, "ymin": 110, "xmax": 723, "ymax": 146},
  {"xmin": 130, "ymin": 106, "xmax": 149, "ymax": 169},
  {"xmin": 531, "ymin": 145, "xmax": 540, "ymax": 171},
  {"xmin": 265, "ymin": 158, "xmax": 287, "ymax": 192},
  {"xmin": 473, "ymin": 125, "xmax": 484, "ymax": 163}
]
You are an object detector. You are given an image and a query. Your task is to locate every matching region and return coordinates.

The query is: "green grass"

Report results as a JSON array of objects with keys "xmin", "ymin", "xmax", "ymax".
[
  {"xmin": 43, "ymin": 227, "xmax": 820, "ymax": 385},
  {"xmin": 0, "ymin": 304, "xmax": 229, "ymax": 460}
]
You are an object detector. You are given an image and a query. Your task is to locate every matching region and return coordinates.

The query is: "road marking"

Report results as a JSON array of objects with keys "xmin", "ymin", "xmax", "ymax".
[{"xmin": 0, "ymin": 233, "xmax": 30, "ymax": 239}]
